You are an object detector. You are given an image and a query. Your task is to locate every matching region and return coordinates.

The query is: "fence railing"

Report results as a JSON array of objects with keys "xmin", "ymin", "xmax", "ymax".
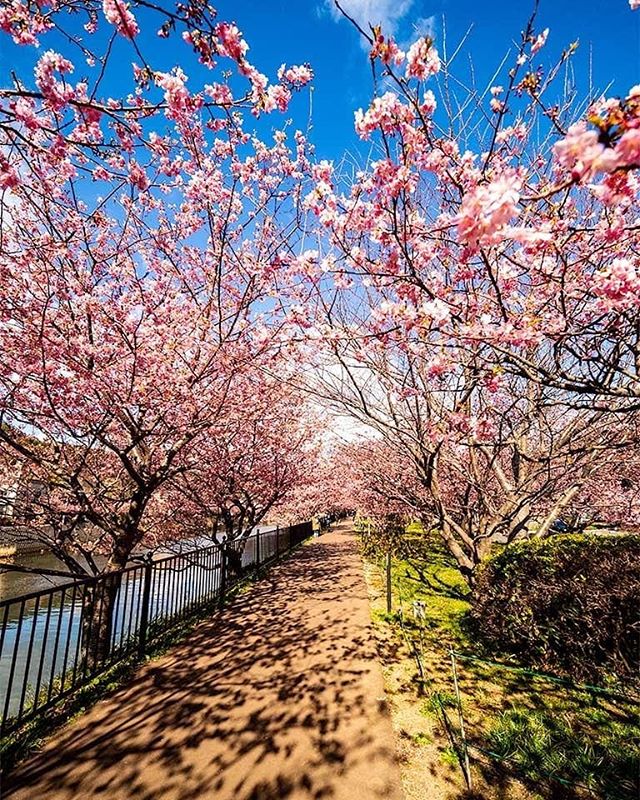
[{"xmin": 0, "ymin": 521, "xmax": 312, "ymax": 737}]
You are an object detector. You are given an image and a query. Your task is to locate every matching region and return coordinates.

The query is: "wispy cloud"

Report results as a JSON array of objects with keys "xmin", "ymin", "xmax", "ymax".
[
  {"xmin": 407, "ymin": 15, "xmax": 436, "ymax": 42},
  {"xmin": 325, "ymin": 1, "xmax": 436, "ymax": 51},
  {"xmin": 326, "ymin": 0, "xmax": 415, "ymax": 38}
]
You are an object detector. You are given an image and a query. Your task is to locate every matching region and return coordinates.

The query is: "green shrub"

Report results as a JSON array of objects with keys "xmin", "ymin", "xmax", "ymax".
[{"xmin": 471, "ymin": 534, "xmax": 640, "ymax": 684}]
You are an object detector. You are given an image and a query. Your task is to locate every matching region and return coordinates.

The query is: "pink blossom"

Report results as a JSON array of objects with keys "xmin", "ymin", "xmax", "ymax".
[
  {"xmin": 457, "ymin": 174, "xmax": 522, "ymax": 247},
  {"xmin": 215, "ymin": 23, "xmax": 249, "ymax": 62},
  {"xmin": 420, "ymin": 90, "xmax": 437, "ymax": 116},
  {"xmin": 0, "ymin": 2, "xmax": 51, "ymax": 45},
  {"xmin": 0, "ymin": 153, "xmax": 19, "ymax": 189},
  {"xmin": 370, "ymin": 33, "xmax": 405, "ymax": 66},
  {"xmin": 615, "ymin": 129, "xmax": 640, "ymax": 167},
  {"xmin": 420, "ymin": 299, "xmax": 450, "ymax": 324},
  {"xmin": 426, "ymin": 356, "xmax": 449, "ymax": 377},
  {"xmin": 594, "ymin": 258, "xmax": 640, "ymax": 311},
  {"xmin": 263, "ymin": 84, "xmax": 291, "ymax": 113},
  {"xmin": 155, "ymin": 69, "xmax": 202, "ymax": 121},
  {"xmin": 405, "ymin": 37, "xmax": 440, "ymax": 80},
  {"xmin": 102, "ymin": 0, "xmax": 139, "ymax": 38},
  {"xmin": 92, "ymin": 166, "xmax": 110, "ymax": 182},
  {"xmin": 277, "ymin": 64, "xmax": 313, "ymax": 87},
  {"xmin": 354, "ymin": 92, "xmax": 413, "ymax": 139},
  {"xmin": 206, "ymin": 83, "xmax": 234, "ymax": 106},
  {"xmin": 553, "ymin": 122, "xmax": 619, "ymax": 180},
  {"xmin": 34, "ymin": 50, "xmax": 75, "ymax": 113},
  {"xmin": 531, "ymin": 28, "xmax": 549, "ymax": 54},
  {"xmin": 128, "ymin": 161, "xmax": 149, "ymax": 192},
  {"xmin": 11, "ymin": 97, "xmax": 41, "ymax": 130}
]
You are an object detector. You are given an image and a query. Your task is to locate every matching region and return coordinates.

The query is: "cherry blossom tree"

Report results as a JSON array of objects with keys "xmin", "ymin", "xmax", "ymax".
[
  {"xmin": 0, "ymin": 1, "xmax": 316, "ymax": 660},
  {"xmin": 0, "ymin": 0, "xmax": 314, "ymax": 572},
  {"xmin": 334, "ymin": 439, "xmax": 423, "ymax": 523},
  {"xmin": 568, "ymin": 446, "xmax": 640, "ymax": 532},
  {"xmin": 305, "ymin": 324, "xmax": 638, "ymax": 582},
  {"xmin": 278, "ymin": 2, "xmax": 640, "ymax": 582},
  {"xmin": 155, "ymin": 377, "xmax": 321, "ymax": 544},
  {"xmin": 302, "ymin": 2, "xmax": 640, "ymax": 412}
]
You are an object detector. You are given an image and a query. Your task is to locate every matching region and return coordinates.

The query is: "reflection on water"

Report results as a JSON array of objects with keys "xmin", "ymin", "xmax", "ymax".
[{"xmin": 0, "ymin": 551, "xmax": 106, "ymax": 600}]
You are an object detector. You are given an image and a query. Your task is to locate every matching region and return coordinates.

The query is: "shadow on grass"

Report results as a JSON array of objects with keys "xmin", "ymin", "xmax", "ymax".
[{"xmin": 365, "ymin": 529, "xmax": 640, "ymax": 800}]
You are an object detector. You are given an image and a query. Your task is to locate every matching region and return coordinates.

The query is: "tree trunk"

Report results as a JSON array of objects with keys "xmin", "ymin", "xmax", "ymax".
[
  {"xmin": 81, "ymin": 523, "xmax": 140, "ymax": 672},
  {"xmin": 81, "ymin": 572, "xmax": 122, "ymax": 672}
]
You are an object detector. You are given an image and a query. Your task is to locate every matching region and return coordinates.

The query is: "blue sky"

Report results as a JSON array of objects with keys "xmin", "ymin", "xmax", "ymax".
[
  {"xmin": 2, "ymin": 0, "xmax": 639, "ymax": 163},
  {"xmin": 235, "ymin": 0, "xmax": 640, "ymax": 160}
]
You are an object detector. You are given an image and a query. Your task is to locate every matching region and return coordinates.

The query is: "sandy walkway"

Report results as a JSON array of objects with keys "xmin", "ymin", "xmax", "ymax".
[{"xmin": 3, "ymin": 525, "xmax": 403, "ymax": 800}]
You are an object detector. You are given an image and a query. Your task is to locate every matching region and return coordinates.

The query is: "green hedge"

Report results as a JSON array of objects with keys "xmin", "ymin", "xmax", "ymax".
[{"xmin": 471, "ymin": 533, "xmax": 640, "ymax": 684}]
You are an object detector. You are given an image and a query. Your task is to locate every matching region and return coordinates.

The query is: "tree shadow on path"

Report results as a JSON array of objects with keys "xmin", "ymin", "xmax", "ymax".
[{"xmin": 3, "ymin": 527, "xmax": 403, "ymax": 800}]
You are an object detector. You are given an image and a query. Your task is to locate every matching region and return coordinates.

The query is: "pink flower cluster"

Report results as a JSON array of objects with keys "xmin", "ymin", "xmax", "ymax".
[
  {"xmin": 0, "ymin": 152, "xmax": 19, "ymax": 189},
  {"xmin": 34, "ymin": 50, "xmax": 75, "ymax": 113},
  {"xmin": 102, "ymin": 0, "xmax": 139, "ymax": 39},
  {"xmin": 206, "ymin": 83, "xmax": 233, "ymax": 106},
  {"xmin": 554, "ymin": 113, "xmax": 640, "ymax": 182},
  {"xmin": 490, "ymin": 86, "xmax": 504, "ymax": 114},
  {"xmin": 155, "ymin": 69, "xmax": 203, "ymax": 122},
  {"xmin": 10, "ymin": 97, "xmax": 41, "ymax": 131},
  {"xmin": 616, "ymin": 128, "xmax": 640, "ymax": 166},
  {"xmin": 457, "ymin": 174, "xmax": 522, "ymax": 248},
  {"xmin": 128, "ymin": 161, "xmax": 149, "ymax": 192},
  {"xmin": 369, "ymin": 32, "xmax": 405, "ymax": 66},
  {"xmin": 0, "ymin": 1, "xmax": 52, "ymax": 45},
  {"xmin": 277, "ymin": 64, "xmax": 313, "ymax": 88},
  {"xmin": 594, "ymin": 258, "xmax": 640, "ymax": 311},
  {"xmin": 553, "ymin": 122, "xmax": 619, "ymax": 180},
  {"xmin": 369, "ymin": 159, "xmax": 417, "ymax": 200},
  {"xmin": 354, "ymin": 92, "xmax": 414, "ymax": 139},
  {"xmin": 215, "ymin": 22, "xmax": 249, "ymax": 62},
  {"xmin": 405, "ymin": 37, "xmax": 440, "ymax": 80},
  {"xmin": 263, "ymin": 84, "xmax": 290, "ymax": 113}
]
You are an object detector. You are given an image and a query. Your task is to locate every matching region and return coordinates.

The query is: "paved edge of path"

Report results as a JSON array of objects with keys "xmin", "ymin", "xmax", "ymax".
[{"xmin": 2, "ymin": 524, "xmax": 405, "ymax": 800}]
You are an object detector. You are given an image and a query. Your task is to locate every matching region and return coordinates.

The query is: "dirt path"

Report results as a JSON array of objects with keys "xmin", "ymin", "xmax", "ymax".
[{"xmin": 2, "ymin": 525, "xmax": 404, "ymax": 800}]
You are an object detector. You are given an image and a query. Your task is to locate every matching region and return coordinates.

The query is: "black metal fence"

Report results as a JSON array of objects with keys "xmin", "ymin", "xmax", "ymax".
[{"xmin": 0, "ymin": 521, "xmax": 312, "ymax": 737}]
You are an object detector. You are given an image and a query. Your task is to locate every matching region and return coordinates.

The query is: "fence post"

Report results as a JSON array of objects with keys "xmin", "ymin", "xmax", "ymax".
[
  {"xmin": 386, "ymin": 550, "xmax": 392, "ymax": 614},
  {"xmin": 138, "ymin": 555, "xmax": 153, "ymax": 657},
  {"xmin": 276, "ymin": 525, "xmax": 280, "ymax": 559},
  {"xmin": 219, "ymin": 543, "xmax": 227, "ymax": 607},
  {"xmin": 450, "ymin": 648, "xmax": 472, "ymax": 790},
  {"xmin": 256, "ymin": 529, "xmax": 261, "ymax": 568}
]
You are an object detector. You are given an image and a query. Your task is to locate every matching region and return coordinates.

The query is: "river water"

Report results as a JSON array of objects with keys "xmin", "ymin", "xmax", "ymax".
[{"xmin": 0, "ymin": 551, "xmax": 107, "ymax": 600}]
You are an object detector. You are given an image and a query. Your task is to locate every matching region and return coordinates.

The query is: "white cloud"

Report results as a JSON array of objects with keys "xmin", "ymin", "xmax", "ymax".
[
  {"xmin": 326, "ymin": 0, "xmax": 415, "ymax": 38},
  {"xmin": 326, "ymin": 1, "xmax": 437, "ymax": 54},
  {"xmin": 408, "ymin": 14, "xmax": 436, "ymax": 41}
]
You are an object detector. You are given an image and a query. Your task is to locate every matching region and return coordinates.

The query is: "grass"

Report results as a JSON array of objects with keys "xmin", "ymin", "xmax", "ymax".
[
  {"xmin": 362, "ymin": 526, "xmax": 640, "ymax": 800},
  {"xmin": 485, "ymin": 708, "xmax": 640, "ymax": 798}
]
